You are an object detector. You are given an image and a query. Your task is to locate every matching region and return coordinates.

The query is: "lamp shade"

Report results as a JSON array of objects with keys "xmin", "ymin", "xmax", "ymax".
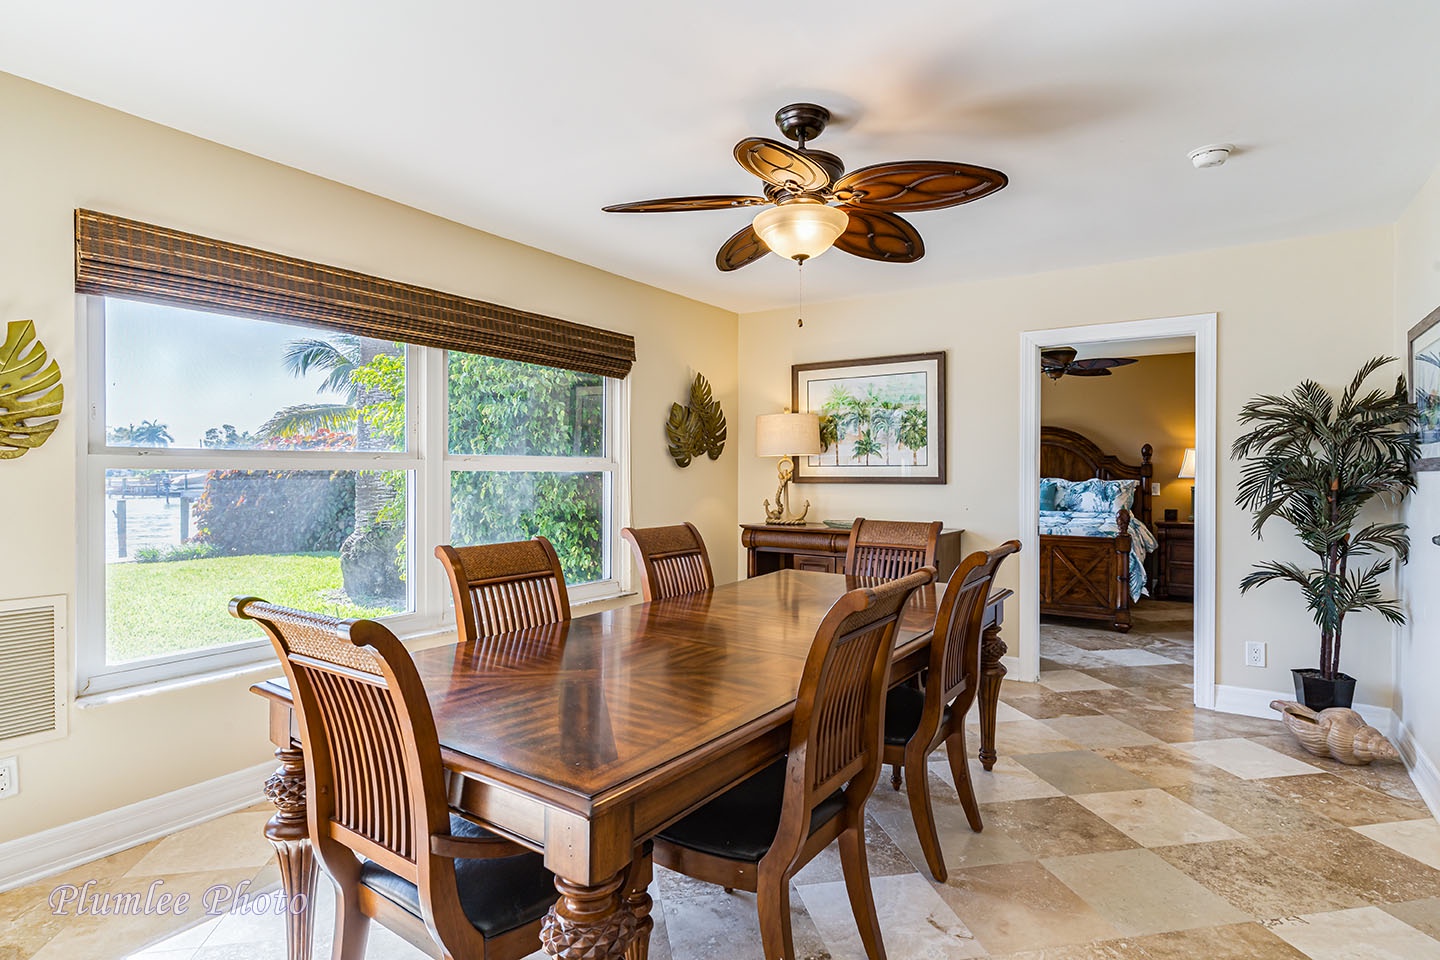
[
  {"xmin": 752, "ymin": 202, "xmax": 849, "ymax": 262},
  {"xmin": 755, "ymin": 412, "xmax": 822, "ymax": 458},
  {"xmin": 1178, "ymin": 447, "xmax": 1197, "ymax": 479}
]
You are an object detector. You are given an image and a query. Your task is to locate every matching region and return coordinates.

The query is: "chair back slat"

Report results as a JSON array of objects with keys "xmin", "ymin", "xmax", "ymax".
[
  {"xmin": 793, "ymin": 568, "xmax": 935, "ymax": 802},
  {"xmin": 844, "ymin": 518, "xmax": 943, "ymax": 581},
  {"xmin": 436, "ymin": 537, "xmax": 571, "ymax": 643},
  {"xmin": 231, "ymin": 599, "xmax": 449, "ymax": 884},
  {"xmin": 932, "ymin": 542, "xmax": 1023, "ymax": 709},
  {"xmin": 621, "ymin": 522, "xmax": 715, "ymax": 602}
]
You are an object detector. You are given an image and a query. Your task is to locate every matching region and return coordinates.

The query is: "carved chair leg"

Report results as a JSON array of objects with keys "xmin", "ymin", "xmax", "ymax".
[
  {"xmin": 541, "ymin": 872, "xmax": 638, "ymax": 960},
  {"xmin": 904, "ymin": 747, "xmax": 946, "ymax": 883},
  {"xmin": 264, "ymin": 746, "xmax": 318, "ymax": 960},
  {"xmin": 945, "ymin": 727, "xmax": 983, "ymax": 833},
  {"xmin": 890, "ymin": 764, "xmax": 902, "ymax": 791},
  {"xmin": 978, "ymin": 623, "xmax": 1008, "ymax": 771},
  {"xmin": 837, "ymin": 819, "xmax": 886, "ymax": 960},
  {"xmin": 755, "ymin": 862, "xmax": 796, "ymax": 960}
]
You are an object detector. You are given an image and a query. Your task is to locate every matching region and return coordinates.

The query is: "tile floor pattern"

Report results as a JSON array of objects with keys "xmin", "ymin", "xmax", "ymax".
[{"xmin": 4, "ymin": 601, "xmax": 1439, "ymax": 959}]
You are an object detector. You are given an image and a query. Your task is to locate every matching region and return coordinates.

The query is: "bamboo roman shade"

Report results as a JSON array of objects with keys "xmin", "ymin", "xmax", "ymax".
[{"xmin": 74, "ymin": 210, "xmax": 636, "ymax": 379}]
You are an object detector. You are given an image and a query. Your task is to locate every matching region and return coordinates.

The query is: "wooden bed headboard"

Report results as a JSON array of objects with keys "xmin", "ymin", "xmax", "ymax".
[{"xmin": 1040, "ymin": 426, "xmax": 1154, "ymax": 527}]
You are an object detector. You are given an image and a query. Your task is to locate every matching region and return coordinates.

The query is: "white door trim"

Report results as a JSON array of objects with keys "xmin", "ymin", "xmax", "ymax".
[{"xmin": 1017, "ymin": 313, "xmax": 1217, "ymax": 708}]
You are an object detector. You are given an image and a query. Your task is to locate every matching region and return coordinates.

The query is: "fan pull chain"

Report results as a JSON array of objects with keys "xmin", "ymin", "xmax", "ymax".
[{"xmin": 797, "ymin": 259, "xmax": 805, "ymax": 328}]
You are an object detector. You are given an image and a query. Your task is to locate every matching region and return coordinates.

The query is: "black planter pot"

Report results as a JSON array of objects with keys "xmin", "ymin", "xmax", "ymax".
[{"xmin": 1292, "ymin": 668, "xmax": 1357, "ymax": 710}]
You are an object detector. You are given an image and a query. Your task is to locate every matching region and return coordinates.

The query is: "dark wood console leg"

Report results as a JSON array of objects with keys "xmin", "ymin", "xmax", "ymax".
[
  {"xmin": 264, "ymin": 745, "xmax": 317, "ymax": 960},
  {"xmin": 541, "ymin": 872, "xmax": 638, "ymax": 960},
  {"xmin": 978, "ymin": 623, "xmax": 1008, "ymax": 771}
]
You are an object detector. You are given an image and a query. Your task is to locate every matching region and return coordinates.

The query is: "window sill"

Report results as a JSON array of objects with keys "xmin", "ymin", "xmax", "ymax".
[{"xmin": 76, "ymin": 593, "xmax": 638, "ymax": 708}]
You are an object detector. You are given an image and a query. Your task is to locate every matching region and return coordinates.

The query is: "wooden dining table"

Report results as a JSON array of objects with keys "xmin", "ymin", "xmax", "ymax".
[{"xmin": 251, "ymin": 569, "xmax": 1014, "ymax": 960}]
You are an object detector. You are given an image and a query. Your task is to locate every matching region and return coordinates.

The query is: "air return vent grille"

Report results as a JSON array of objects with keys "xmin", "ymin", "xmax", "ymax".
[{"xmin": 0, "ymin": 596, "xmax": 67, "ymax": 747}]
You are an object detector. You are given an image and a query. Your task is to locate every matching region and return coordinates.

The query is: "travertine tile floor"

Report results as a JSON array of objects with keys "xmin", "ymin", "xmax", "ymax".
[{"xmin": 5, "ymin": 601, "xmax": 1439, "ymax": 959}]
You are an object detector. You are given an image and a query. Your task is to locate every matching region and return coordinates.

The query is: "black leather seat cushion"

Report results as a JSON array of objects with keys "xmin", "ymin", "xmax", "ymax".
[
  {"xmin": 359, "ymin": 814, "xmax": 555, "ymax": 939},
  {"xmin": 884, "ymin": 684, "xmax": 951, "ymax": 746},
  {"xmin": 657, "ymin": 758, "xmax": 845, "ymax": 863}
]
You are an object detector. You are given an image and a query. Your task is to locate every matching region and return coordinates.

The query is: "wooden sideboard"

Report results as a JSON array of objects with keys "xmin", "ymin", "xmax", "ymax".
[{"xmin": 740, "ymin": 523, "xmax": 965, "ymax": 580}]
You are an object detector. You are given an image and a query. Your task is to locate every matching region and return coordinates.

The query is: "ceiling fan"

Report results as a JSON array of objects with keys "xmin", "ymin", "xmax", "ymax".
[
  {"xmin": 1042, "ymin": 347, "xmax": 1138, "ymax": 380},
  {"xmin": 603, "ymin": 103, "xmax": 1008, "ymax": 271}
]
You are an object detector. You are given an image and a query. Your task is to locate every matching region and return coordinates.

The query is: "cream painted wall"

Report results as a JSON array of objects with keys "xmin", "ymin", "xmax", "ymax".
[
  {"xmin": 1394, "ymin": 159, "xmax": 1440, "ymax": 788},
  {"xmin": 0, "ymin": 73, "xmax": 738, "ymax": 841},
  {"xmin": 1042, "ymin": 352, "xmax": 1196, "ymax": 520},
  {"xmin": 738, "ymin": 228, "xmax": 1396, "ymax": 704}
]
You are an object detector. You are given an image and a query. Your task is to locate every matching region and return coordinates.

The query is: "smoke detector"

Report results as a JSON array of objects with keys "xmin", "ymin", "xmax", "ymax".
[{"xmin": 1188, "ymin": 144, "xmax": 1234, "ymax": 169}]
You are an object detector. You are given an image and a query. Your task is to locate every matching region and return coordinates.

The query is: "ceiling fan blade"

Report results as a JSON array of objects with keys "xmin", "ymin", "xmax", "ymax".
[
  {"xmin": 1069, "ymin": 357, "xmax": 1137, "ymax": 372},
  {"xmin": 733, "ymin": 138, "xmax": 831, "ymax": 191},
  {"xmin": 1041, "ymin": 347, "xmax": 1079, "ymax": 368},
  {"xmin": 1066, "ymin": 368, "xmax": 1114, "ymax": 377},
  {"xmin": 716, "ymin": 224, "xmax": 769, "ymax": 272},
  {"xmin": 834, "ymin": 161, "xmax": 1008, "ymax": 212},
  {"xmin": 834, "ymin": 210, "xmax": 924, "ymax": 263},
  {"xmin": 603, "ymin": 194, "xmax": 769, "ymax": 213}
]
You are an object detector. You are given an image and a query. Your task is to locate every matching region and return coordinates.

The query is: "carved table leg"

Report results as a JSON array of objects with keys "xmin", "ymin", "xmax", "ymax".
[
  {"xmin": 978, "ymin": 622, "xmax": 1007, "ymax": 771},
  {"xmin": 623, "ymin": 842, "xmax": 654, "ymax": 960},
  {"xmin": 264, "ymin": 745, "xmax": 318, "ymax": 960},
  {"xmin": 541, "ymin": 872, "xmax": 638, "ymax": 960}
]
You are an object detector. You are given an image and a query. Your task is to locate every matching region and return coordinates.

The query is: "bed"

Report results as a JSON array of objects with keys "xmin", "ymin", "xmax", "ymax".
[{"xmin": 1038, "ymin": 427, "xmax": 1157, "ymax": 632}]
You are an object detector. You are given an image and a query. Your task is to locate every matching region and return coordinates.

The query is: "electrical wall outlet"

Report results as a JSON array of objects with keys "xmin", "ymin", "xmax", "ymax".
[
  {"xmin": 0, "ymin": 757, "xmax": 17, "ymax": 800},
  {"xmin": 1244, "ymin": 642, "xmax": 1266, "ymax": 668}
]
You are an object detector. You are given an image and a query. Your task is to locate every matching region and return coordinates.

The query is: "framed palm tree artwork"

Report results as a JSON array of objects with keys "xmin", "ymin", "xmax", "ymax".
[
  {"xmin": 1409, "ymin": 305, "xmax": 1440, "ymax": 471},
  {"xmin": 791, "ymin": 351, "xmax": 946, "ymax": 484}
]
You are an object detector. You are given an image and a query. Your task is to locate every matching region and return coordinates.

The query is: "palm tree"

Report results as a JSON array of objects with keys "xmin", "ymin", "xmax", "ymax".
[
  {"xmin": 898, "ymin": 407, "xmax": 928, "ymax": 465},
  {"xmin": 264, "ymin": 334, "xmax": 404, "ymax": 601},
  {"xmin": 1232, "ymin": 356, "xmax": 1419, "ymax": 682},
  {"xmin": 873, "ymin": 399, "xmax": 904, "ymax": 464},
  {"xmin": 130, "ymin": 420, "xmax": 174, "ymax": 447},
  {"xmin": 817, "ymin": 414, "xmax": 841, "ymax": 466},
  {"xmin": 852, "ymin": 429, "xmax": 882, "ymax": 465}
]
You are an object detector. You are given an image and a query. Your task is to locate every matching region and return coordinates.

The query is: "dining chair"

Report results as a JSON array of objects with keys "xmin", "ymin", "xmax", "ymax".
[
  {"xmin": 843, "ymin": 517, "xmax": 944, "ymax": 581},
  {"xmin": 435, "ymin": 536, "xmax": 570, "ymax": 642},
  {"xmin": 230, "ymin": 598, "xmax": 556, "ymax": 960},
  {"xmin": 652, "ymin": 567, "xmax": 936, "ymax": 960},
  {"xmin": 882, "ymin": 540, "xmax": 1021, "ymax": 882},
  {"xmin": 620, "ymin": 521, "xmax": 715, "ymax": 601}
]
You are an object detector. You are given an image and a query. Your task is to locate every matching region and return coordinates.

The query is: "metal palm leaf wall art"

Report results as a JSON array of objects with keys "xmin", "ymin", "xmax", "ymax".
[
  {"xmin": 0, "ymin": 319, "xmax": 64, "ymax": 459},
  {"xmin": 666, "ymin": 373, "xmax": 727, "ymax": 467}
]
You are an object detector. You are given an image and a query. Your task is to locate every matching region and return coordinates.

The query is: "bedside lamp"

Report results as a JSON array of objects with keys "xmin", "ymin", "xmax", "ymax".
[
  {"xmin": 756, "ymin": 412, "xmax": 821, "ymax": 525},
  {"xmin": 1178, "ymin": 447, "xmax": 1196, "ymax": 520}
]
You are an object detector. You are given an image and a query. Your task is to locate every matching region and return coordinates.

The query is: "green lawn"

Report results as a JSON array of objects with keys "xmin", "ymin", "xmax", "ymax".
[{"xmin": 106, "ymin": 552, "xmax": 402, "ymax": 663}]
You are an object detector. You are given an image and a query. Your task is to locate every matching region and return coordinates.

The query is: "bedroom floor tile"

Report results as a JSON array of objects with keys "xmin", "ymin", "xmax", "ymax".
[
  {"xmin": 1072, "ymin": 789, "xmax": 1243, "ymax": 847},
  {"xmin": 1152, "ymin": 837, "xmax": 1368, "ymax": 916},
  {"xmin": 1041, "ymin": 848, "xmax": 1248, "ymax": 936},
  {"xmin": 1173, "ymin": 738, "xmax": 1325, "ymax": 780},
  {"xmin": 934, "ymin": 860, "xmax": 1121, "ymax": 953},
  {"xmin": 1096, "ymin": 743, "xmax": 1239, "ymax": 788},
  {"xmin": 1161, "ymin": 777, "xmax": 1346, "ymax": 837},
  {"xmin": 1260, "ymin": 773, "xmax": 1434, "ymax": 828},
  {"xmin": 1266, "ymin": 906, "xmax": 1440, "ymax": 959},
  {"xmin": 1352, "ymin": 817, "xmax": 1440, "ymax": 870},
  {"xmin": 1039, "ymin": 715, "xmax": 1162, "ymax": 748},
  {"xmin": 980, "ymin": 796, "xmax": 1141, "ymax": 858},
  {"xmin": 1254, "ymin": 828, "xmax": 1440, "ymax": 904},
  {"xmin": 1036, "ymin": 669, "xmax": 1121, "ymax": 692},
  {"xmin": 1014, "ymin": 750, "xmax": 1157, "ymax": 795},
  {"xmin": 1128, "ymin": 922, "xmax": 1310, "ymax": 959}
]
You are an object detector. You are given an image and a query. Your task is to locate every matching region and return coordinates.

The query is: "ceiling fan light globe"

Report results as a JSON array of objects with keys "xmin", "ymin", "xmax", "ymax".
[{"xmin": 752, "ymin": 202, "xmax": 849, "ymax": 262}]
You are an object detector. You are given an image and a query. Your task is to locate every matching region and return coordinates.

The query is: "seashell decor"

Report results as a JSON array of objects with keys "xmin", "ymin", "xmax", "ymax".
[{"xmin": 1269, "ymin": 700, "xmax": 1400, "ymax": 765}]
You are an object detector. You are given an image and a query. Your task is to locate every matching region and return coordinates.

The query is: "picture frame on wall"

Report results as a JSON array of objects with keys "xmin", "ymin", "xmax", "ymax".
[
  {"xmin": 1409, "ymin": 304, "xmax": 1440, "ymax": 472},
  {"xmin": 791, "ymin": 351, "xmax": 946, "ymax": 484}
]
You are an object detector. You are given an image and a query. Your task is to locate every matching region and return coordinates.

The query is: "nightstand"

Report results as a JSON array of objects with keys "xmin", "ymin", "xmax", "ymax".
[{"xmin": 1154, "ymin": 521, "xmax": 1194, "ymax": 600}]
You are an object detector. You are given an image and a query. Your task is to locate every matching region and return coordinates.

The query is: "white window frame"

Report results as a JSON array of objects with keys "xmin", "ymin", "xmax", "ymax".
[{"xmin": 77, "ymin": 296, "xmax": 629, "ymax": 697}]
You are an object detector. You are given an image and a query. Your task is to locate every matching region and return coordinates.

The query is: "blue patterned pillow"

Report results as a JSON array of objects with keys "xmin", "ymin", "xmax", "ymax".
[
  {"xmin": 1057, "ymin": 478, "xmax": 1138, "ymax": 514},
  {"xmin": 1038, "ymin": 478, "xmax": 1069, "ymax": 511}
]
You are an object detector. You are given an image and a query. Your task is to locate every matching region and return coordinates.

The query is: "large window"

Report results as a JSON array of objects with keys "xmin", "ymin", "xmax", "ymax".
[{"xmin": 81, "ymin": 296, "xmax": 626, "ymax": 694}]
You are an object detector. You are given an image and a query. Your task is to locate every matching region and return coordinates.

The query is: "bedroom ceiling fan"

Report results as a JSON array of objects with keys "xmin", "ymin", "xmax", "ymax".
[
  {"xmin": 1042, "ymin": 347, "xmax": 1138, "ymax": 380},
  {"xmin": 602, "ymin": 103, "xmax": 1008, "ymax": 271}
]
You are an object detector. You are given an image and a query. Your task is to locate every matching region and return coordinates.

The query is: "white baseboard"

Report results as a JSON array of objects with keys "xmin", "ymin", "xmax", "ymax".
[
  {"xmin": 0, "ymin": 761, "xmax": 274, "ymax": 893},
  {"xmin": 1393, "ymin": 717, "xmax": 1440, "ymax": 822},
  {"xmin": 1212, "ymin": 683, "xmax": 1395, "ymax": 731}
]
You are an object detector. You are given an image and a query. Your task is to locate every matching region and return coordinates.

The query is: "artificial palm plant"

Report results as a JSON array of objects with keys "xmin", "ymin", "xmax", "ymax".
[{"xmin": 1232, "ymin": 357, "xmax": 1419, "ymax": 690}]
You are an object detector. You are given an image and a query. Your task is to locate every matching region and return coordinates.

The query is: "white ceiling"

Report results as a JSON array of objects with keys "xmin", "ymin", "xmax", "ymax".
[{"xmin": 3, "ymin": 1, "xmax": 1439, "ymax": 314}]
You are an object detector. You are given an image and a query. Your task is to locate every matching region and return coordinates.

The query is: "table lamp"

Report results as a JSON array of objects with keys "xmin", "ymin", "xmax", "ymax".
[
  {"xmin": 1178, "ymin": 447, "xmax": 1196, "ymax": 520},
  {"xmin": 755, "ymin": 412, "xmax": 821, "ymax": 525}
]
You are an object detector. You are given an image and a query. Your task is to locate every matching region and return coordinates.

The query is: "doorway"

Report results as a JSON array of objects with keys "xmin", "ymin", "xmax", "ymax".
[{"xmin": 1017, "ymin": 314, "xmax": 1217, "ymax": 709}]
